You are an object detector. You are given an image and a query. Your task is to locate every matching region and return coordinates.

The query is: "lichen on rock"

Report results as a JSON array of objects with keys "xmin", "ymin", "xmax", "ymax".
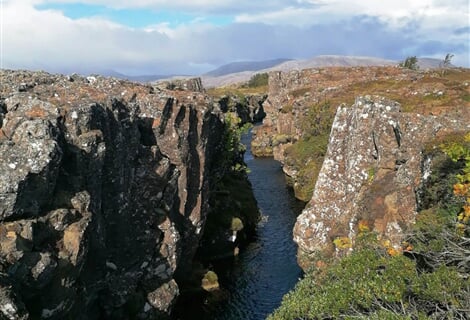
[
  {"xmin": 0, "ymin": 70, "xmax": 227, "ymax": 319},
  {"xmin": 293, "ymin": 95, "xmax": 470, "ymax": 269}
]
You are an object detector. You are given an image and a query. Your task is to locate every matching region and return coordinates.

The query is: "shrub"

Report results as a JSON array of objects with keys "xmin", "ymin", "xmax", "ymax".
[
  {"xmin": 399, "ymin": 56, "xmax": 419, "ymax": 70},
  {"xmin": 245, "ymin": 73, "xmax": 268, "ymax": 88}
]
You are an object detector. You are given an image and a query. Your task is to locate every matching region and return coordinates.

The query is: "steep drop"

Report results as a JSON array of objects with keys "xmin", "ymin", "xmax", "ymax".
[{"xmin": 209, "ymin": 130, "xmax": 303, "ymax": 319}]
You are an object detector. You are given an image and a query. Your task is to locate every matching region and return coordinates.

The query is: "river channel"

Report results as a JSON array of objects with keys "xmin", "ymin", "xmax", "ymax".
[
  {"xmin": 175, "ymin": 131, "xmax": 304, "ymax": 319},
  {"xmin": 212, "ymin": 131, "xmax": 304, "ymax": 319}
]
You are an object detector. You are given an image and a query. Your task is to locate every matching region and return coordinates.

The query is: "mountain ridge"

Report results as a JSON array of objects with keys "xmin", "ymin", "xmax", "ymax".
[{"xmin": 201, "ymin": 55, "xmax": 449, "ymax": 87}]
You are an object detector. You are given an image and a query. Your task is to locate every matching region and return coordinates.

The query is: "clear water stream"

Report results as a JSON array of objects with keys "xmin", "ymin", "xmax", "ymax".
[{"xmin": 174, "ymin": 130, "xmax": 303, "ymax": 319}]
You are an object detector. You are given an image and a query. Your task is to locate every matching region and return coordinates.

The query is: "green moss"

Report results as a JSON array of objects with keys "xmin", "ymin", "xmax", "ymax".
[
  {"xmin": 230, "ymin": 217, "xmax": 244, "ymax": 231},
  {"xmin": 201, "ymin": 270, "xmax": 219, "ymax": 291},
  {"xmin": 368, "ymin": 166, "xmax": 376, "ymax": 183},
  {"xmin": 284, "ymin": 134, "xmax": 330, "ymax": 201},
  {"xmin": 272, "ymin": 134, "xmax": 291, "ymax": 147},
  {"xmin": 204, "ymin": 270, "xmax": 218, "ymax": 283}
]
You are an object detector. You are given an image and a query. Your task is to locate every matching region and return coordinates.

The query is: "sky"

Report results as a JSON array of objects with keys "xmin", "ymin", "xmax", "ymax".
[{"xmin": 1, "ymin": 0, "xmax": 469, "ymax": 75}]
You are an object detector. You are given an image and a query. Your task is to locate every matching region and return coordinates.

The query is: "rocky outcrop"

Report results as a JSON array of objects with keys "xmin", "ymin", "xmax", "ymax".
[
  {"xmin": 156, "ymin": 77, "xmax": 205, "ymax": 93},
  {"xmin": 252, "ymin": 66, "xmax": 470, "ymax": 202},
  {"xmin": 251, "ymin": 67, "xmax": 406, "ymax": 159},
  {"xmin": 0, "ymin": 70, "xmax": 226, "ymax": 319},
  {"xmin": 217, "ymin": 94, "xmax": 267, "ymax": 124},
  {"xmin": 293, "ymin": 96, "xmax": 470, "ymax": 269}
]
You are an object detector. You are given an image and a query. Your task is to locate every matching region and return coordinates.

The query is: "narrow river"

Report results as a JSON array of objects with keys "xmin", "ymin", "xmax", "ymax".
[
  {"xmin": 173, "ymin": 130, "xmax": 303, "ymax": 319},
  {"xmin": 209, "ymin": 131, "xmax": 304, "ymax": 320}
]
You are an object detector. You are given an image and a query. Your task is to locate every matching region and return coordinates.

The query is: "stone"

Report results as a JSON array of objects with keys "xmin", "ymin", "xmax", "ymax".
[
  {"xmin": 147, "ymin": 279, "xmax": 179, "ymax": 314},
  {"xmin": 293, "ymin": 96, "xmax": 470, "ymax": 269},
  {"xmin": 201, "ymin": 270, "xmax": 219, "ymax": 291},
  {"xmin": 0, "ymin": 275, "xmax": 28, "ymax": 320}
]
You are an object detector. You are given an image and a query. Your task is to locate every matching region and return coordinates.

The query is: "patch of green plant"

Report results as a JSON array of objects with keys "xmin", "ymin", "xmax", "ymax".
[
  {"xmin": 269, "ymin": 234, "xmax": 469, "ymax": 320},
  {"xmin": 368, "ymin": 166, "xmax": 376, "ymax": 183},
  {"xmin": 230, "ymin": 217, "xmax": 244, "ymax": 231},
  {"xmin": 462, "ymin": 93, "xmax": 470, "ymax": 102},
  {"xmin": 244, "ymin": 72, "xmax": 269, "ymax": 88},
  {"xmin": 284, "ymin": 133, "xmax": 330, "ymax": 201},
  {"xmin": 399, "ymin": 56, "xmax": 419, "ymax": 70},
  {"xmin": 204, "ymin": 270, "xmax": 218, "ymax": 283},
  {"xmin": 301, "ymin": 101, "xmax": 334, "ymax": 137},
  {"xmin": 294, "ymin": 159, "xmax": 322, "ymax": 201}
]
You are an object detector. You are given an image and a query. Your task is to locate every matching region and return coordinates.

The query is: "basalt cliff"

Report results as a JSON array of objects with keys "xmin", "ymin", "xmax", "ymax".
[
  {"xmin": 252, "ymin": 66, "xmax": 470, "ymax": 269},
  {"xmin": 0, "ymin": 70, "xmax": 239, "ymax": 319}
]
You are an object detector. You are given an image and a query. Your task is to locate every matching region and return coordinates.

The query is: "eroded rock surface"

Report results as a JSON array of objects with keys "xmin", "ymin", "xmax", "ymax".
[
  {"xmin": 0, "ymin": 70, "xmax": 225, "ymax": 319},
  {"xmin": 251, "ymin": 67, "xmax": 409, "ymax": 159},
  {"xmin": 293, "ymin": 96, "xmax": 470, "ymax": 269}
]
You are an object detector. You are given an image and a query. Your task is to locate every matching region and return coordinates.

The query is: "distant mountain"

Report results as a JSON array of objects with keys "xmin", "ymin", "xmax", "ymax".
[
  {"xmin": 204, "ymin": 58, "xmax": 292, "ymax": 77},
  {"xmin": 415, "ymin": 57, "xmax": 452, "ymax": 69},
  {"xmin": 271, "ymin": 55, "xmax": 395, "ymax": 71},
  {"xmin": 201, "ymin": 55, "xmax": 455, "ymax": 88},
  {"xmin": 99, "ymin": 70, "xmax": 183, "ymax": 83},
  {"xmin": 202, "ymin": 55, "xmax": 396, "ymax": 87},
  {"xmin": 96, "ymin": 56, "xmax": 452, "ymax": 87}
]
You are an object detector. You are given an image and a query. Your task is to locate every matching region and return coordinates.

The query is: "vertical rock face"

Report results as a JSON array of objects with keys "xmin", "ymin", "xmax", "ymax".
[
  {"xmin": 250, "ymin": 67, "xmax": 407, "ymax": 159},
  {"xmin": 293, "ymin": 96, "xmax": 470, "ymax": 269},
  {"xmin": 0, "ymin": 70, "xmax": 225, "ymax": 319},
  {"xmin": 156, "ymin": 78, "xmax": 205, "ymax": 93}
]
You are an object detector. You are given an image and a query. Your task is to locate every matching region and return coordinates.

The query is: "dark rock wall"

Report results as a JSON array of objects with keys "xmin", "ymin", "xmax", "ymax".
[{"xmin": 0, "ymin": 70, "xmax": 225, "ymax": 319}]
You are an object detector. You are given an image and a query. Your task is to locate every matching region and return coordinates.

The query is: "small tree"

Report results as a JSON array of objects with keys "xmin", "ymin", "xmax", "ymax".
[
  {"xmin": 440, "ymin": 53, "xmax": 454, "ymax": 76},
  {"xmin": 399, "ymin": 56, "xmax": 419, "ymax": 70},
  {"xmin": 443, "ymin": 53, "xmax": 454, "ymax": 67}
]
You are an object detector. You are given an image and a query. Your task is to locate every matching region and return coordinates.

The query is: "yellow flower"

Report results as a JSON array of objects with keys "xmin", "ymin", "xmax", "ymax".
[
  {"xmin": 387, "ymin": 247, "xmax": 401, "ymax": 257},
  {"xmin": 333, "ymin": 236, "xmax": 352, "ymax": 249},
  {"xmin": 453, "ymin": 183, "xmax": 468, "ymax": 196},
  {"xmin": 358, "ymin": 220, "xmax": 370, "ymax": 233}
]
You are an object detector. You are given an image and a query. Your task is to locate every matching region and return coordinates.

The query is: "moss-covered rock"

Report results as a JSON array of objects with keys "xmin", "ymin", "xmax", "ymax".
[{"xmin": 201, "ymin": 271, "xmax": 219, "ymax": 292}]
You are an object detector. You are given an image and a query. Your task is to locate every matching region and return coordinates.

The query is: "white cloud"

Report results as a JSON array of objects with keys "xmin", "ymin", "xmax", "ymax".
[{"xmin": 1, "ymin": 0, "xmax": 468, "ymax": 75}]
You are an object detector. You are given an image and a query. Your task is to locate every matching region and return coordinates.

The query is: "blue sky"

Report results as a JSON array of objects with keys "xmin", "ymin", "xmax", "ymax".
[
  {"xmin": 35, "ymin": 3, "xmax": 234, "ymax": 28},
  {"xmin": 1, "ymin": 0, "xmax": 469, "ymax": 75}
]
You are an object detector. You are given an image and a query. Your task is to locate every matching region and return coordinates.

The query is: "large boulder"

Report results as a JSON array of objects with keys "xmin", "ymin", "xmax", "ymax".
[{"xmin": 293, "ymin": 96, "xmax": 470, "ymax": 269}]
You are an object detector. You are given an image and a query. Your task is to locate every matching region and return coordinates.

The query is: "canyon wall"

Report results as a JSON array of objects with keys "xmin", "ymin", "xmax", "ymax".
[
  {"xmin": 253, "ymin": 66, "xmax": 470, "ymax": 269},
  {"xmin": 0, "ymin": 71, "xmax": 225, "ymax": 319},
  {"xmin": 251, "ymin": 67, "xmax": 408, "ymax": 160},
  {"xmin": 293, "ymin": 96, "xmax": 470, "ymax": 268}
]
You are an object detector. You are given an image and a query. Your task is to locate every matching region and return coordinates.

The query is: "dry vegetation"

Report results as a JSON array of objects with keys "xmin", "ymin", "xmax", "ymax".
[{"xmin": 282, "ymin": 67, "xmax": 470, "ymax": 201}]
